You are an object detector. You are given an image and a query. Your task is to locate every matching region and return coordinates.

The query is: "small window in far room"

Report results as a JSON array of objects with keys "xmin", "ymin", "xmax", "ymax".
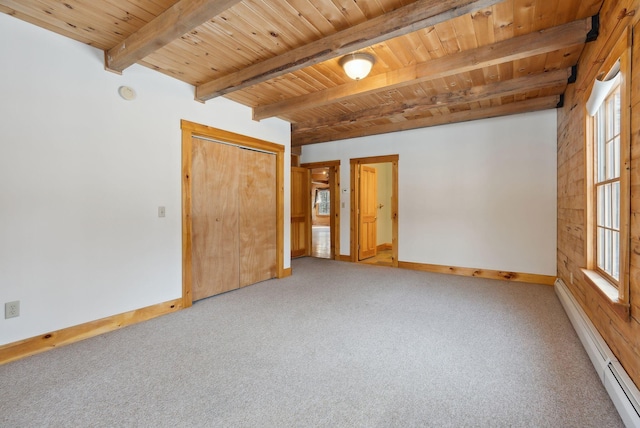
[{"xmin": 316, "ymin": 189, "xmax": 330, "ymax": 216}]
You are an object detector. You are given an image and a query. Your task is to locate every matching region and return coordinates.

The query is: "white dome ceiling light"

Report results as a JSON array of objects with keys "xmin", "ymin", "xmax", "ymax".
[{"xmin": 339, "ymin": 53, "xmax": 375, "ymax": 80}]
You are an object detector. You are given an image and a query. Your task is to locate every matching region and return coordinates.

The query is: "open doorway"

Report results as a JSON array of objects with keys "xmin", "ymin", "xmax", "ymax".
[
  {"xmin": 359, "ymin": 162, "xmax": 393, "ymax": 266},
  {"xmin": 301, "ymin": 161, "xmax": 340, "ymax": 260},
  {"xmin": 311, "ymin": 167, "xmax": 331, "ymax": 258},
  {"xmin": 350, "ymin": 155, "xmax": 398, "ymax": 267}
]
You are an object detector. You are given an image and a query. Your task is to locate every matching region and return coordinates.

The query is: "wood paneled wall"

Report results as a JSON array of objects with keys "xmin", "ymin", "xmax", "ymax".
[{"xmin": 557, "ymin": 0, "xmax": 640, "ymax": 390}]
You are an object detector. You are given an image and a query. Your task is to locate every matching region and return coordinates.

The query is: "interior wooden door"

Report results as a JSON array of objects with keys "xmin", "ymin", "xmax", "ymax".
[
  {"xmin": 291, "ymin": 166, "xmax": 310, "ymax": 258},
  {"xmin": 191, "ymin": 138, "xmax": 240, "ymax": 300},
  {"xmin": 239, "ymin": 148, "xmax": 277, "ymax": 287},
  {"xmin": 358, "ymin": 165, "xmax": 377, "ymax": 260}
]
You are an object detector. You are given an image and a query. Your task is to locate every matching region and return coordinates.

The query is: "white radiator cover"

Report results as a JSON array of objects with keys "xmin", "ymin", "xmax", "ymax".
[{"xmin": 555, "ymin": 279, "xmax": 640, "ymax": 428}]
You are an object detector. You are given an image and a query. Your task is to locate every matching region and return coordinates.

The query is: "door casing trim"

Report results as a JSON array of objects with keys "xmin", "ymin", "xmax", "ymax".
[
  {"xmin": 349, "ymin": 155, "xmax": 399, "ymax": 267},
  {"xmin": 301, "ymin": 160, "xmax": 341, "ymax": 260},
  {"xmin": 181, "ymin": 120, "xmax": 285, "ymax": 308}
]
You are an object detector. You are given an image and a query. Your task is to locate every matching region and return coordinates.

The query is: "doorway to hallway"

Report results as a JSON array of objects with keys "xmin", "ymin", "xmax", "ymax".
[
  {"xmin": 301, "ymin": 161, "xmax": 340, "ymax": 260},
  {"xmin": 350, "ymin": 155, "xmax": 398, "ymax": 268},
  {"xmin": 310, "ymin": 167, "xmax": 331, "ymax": 259}
]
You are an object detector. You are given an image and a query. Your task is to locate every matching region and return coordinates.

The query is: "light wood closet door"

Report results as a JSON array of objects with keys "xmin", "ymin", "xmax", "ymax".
[
  {"xmin": 239, "ymin": 148, "xmax": 277, "ymax": 287},
  {"xmin": 191, "ymin": 138, "xmax": 240, "ymax": 300}
]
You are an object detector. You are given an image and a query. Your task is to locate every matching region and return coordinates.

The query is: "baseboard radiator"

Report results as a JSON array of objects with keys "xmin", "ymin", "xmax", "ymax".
[{"xmin": 555, "ymin": 279, "xmax": 640, "ymax": 428}]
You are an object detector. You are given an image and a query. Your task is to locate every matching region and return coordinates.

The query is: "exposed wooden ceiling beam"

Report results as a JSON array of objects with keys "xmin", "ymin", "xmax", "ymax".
[
  {"xmin": 105, "ymin": 0, "xmax": 241, "ymax": 73},
  {"xmin": 254, "ymin": 18, "xmax": 591, "ymax": 121},
  {"xmin": 292, "ymin": 96, "xmax": 561, "ymax": 146},
  {"xmin": 194, "ymin": 0, "xmax": 503, "ymax": 101},
  {"xmin": 292, "ymin": 68, "xmax": 571, "ymax": 133}
]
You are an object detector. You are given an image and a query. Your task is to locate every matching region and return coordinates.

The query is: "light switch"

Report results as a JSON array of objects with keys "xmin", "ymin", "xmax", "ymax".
[{"xmin": 158, "ymin": 206, "xmax": 166, "ymax": 217}]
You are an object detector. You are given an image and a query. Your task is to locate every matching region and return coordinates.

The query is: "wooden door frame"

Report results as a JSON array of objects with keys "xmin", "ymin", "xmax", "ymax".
[
  {"xmin": 300, "ymin": 160, "xmax": 340, "ymax": 259},
  {"xmin": 181, "ymin": 119, "xmax": 285, "ymax": 308},
  {"xmin": 350, "ymin": 155, "xmax": 399, "ymax": 267}
]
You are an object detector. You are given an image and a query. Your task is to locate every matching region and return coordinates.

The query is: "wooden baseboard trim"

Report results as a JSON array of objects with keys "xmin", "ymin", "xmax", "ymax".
[
  {"xmin": 0, "ymin": 298, "xmax": 183, "ymax": 365},
  {"xmin": 376, "ymin": 243, "xmax": 392, "ymax": 251},
  {"xmin": 397, "ymin": 261, "xmax": 556, "ymax": 285},
  {"xmin": 336, "ymin": 255, "xmax": 352, "ymax": 262},
  {"xmin": 281, "ymin": 267, "xmax": 292, "ymax": 278}
]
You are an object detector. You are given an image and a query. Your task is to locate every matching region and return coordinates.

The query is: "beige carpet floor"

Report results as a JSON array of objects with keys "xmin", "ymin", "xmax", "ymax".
[{"xmin": 0, "ymin": 258, "xmax": 624, "ymax": 427}]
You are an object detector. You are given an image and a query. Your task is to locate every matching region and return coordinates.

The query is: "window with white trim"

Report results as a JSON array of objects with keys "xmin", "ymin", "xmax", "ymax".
[
  {"xmin": 315, "ymin": 189, "xmax": 330, "ymax": 216},
  {"xmin": 593, "ymin": 73, "xmax": 621, "ymax": 284},
  {"xmin": 583, "ymin": 28, "xmax": 631, "ymax": 318}
]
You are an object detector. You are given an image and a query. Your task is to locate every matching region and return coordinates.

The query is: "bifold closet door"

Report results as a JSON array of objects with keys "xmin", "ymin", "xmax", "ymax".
[
  {"xmin": 191, "ymin": 138, "xmax": 277, "ymax": 301},
  {"xmin": 191, "ymin": 138, "xmax": 240, "ymax": 300},
  {"xmin": 239, "ymin": 148, "xmax": 276, "ymax": 287}
]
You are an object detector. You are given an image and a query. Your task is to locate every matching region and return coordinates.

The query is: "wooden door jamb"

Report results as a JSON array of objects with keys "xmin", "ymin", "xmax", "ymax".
[
  {"xmin": 300, "ymin": 160, "xmax": 341, "ymax": 260},
  {"xmin": 349, "ymin": 155, "xmax": 399, "ymax": 267}
]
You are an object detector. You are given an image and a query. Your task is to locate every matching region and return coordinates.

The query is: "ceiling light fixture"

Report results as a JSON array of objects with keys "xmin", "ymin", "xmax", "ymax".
[{"xmin": 339, "ymin": 52, "xmax": 375, "ymax": 80}]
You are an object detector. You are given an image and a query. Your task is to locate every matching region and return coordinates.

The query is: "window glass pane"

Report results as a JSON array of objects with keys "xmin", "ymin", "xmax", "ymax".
[
  {"xmin": 606, "ymin": 140, "xmax": 615, "ymax": 180},
  {"xmin": 613, "ymin": 181, "xmax": 620, "ymax": 230},
  {"xmin": 597, "ymin": 185, "xmax": 605, "ymax": 226},
  {"xmin": 612, "ymin": 231, "xmax": 620, "ymax": 280},
  {"xmin": 607, "ymin": 96, "xmax": 614, "ymax": 140},
  {"xmin": 613, "ymin": 136, "xmax": 620, "ymax": 178},
  {"xmin": 596, "ymin": 114, "xmax": 606, "ymax": 182},
  {"xmin": 317, "ymin": 189, "xmax": 330, "ymax": 215},
  {"xmin": 614, "ymin": 90, "xmax": 621, "ymax": 137},
  {"xmin": 604, "ymin": 183, "xmax": 612, "ymax": 228},
  {"xmin": 604, "ymin": 228, "xmax": 612, "ymax": 273},
  {"xmin": 597, "ymin": 226, "xmax": 605, "ymax": 270}
]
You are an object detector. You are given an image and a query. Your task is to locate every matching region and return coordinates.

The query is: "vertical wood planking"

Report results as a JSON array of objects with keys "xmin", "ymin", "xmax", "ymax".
[{"xmin": 557, "ymin": 0, "xmax": 640, "ymax": 391}]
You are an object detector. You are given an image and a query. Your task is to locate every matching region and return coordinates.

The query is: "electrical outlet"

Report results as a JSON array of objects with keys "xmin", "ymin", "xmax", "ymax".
[{"xmin": 5, "ymin": 301, "xmax": 19, "ymax": 319}]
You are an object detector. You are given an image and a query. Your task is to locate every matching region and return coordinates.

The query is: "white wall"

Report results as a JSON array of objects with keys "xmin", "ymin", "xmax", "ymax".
[
  {"xmin": 0, "ymin": 14, "xmax": 290, "ymax": 345},
  {"xmin": 301, "ymin": 111, "xmax": 557, "ymax": 275}
]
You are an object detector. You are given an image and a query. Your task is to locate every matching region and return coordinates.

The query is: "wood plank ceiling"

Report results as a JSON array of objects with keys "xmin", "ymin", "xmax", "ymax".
[{"xmin": 0, "ymin": 0, "xmax": 603, "ymax": 147}]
